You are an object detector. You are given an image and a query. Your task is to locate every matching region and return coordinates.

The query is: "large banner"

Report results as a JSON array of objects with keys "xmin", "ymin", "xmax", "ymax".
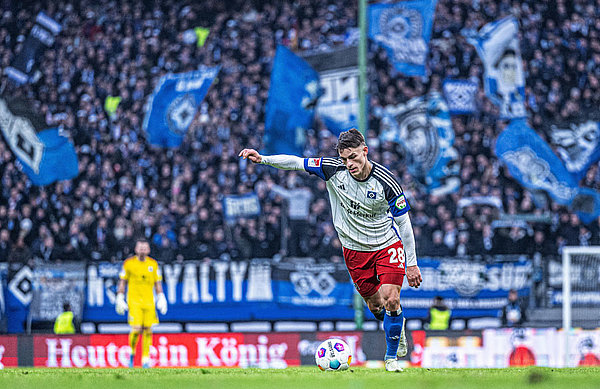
[
  {"xmin": 85, "ymin": 260, "xmax": 355, "ymax": 323},
  {"xmin": 143, "ymin": 66, "xmax": 220, "ymax": 148},
  {"xmin": 400, "ymin": 258, "xmax": 532, "ymax": 318},
  {"xmin": 378, "ymin": 92, "xmax": 460, "ymax": 196},
  {"xmin": 496, "ymin": 119, "xmax": 600, "ymax": 223},
  {"xmin": 5, "ymin": 263, "xmax": 33, "ymax": 333},
  {"xmin": 368, "ymin": 0, "xmax": 438, "ymax": 76},
  {"xmin": 272, "ymin": 261, "xmax": 353, "ymax": 307},
  {"xmin": 222, "ymin": 193, "xmax": 261, "ymax": 223},
  {"xmin": 264, "ymin": 45, "xmax": 321, "ymax": 156},
  {"xmin": 547, "ymin": 258, "xmax": 600, "ymax": 307},
  {"xmin": 30, "ymin": 263, "xmax": 86, "ymax": 321},
  {"xmin": 31, "ymin": 332, "xmax": 368, "ymax": 368},
  {"xmin": 0, "ymin": 96, "xmax": 79, "ymax": 186},
  {"xmin": 304, "ymin": 46, "xmax": 358, "ymax": 136},
  {"xmin": 466, "ymin": 17, "xmax": 526, "ymax": 119},
  {"xmin": 4, "ymin": 12, "xmax": 61, "ymax": 84},
  {"xmin": 548, "ymin": 120, "xmax": 600, "ymax": 181}
]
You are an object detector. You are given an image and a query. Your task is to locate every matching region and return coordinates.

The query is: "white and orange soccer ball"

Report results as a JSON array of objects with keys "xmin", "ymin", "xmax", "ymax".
[{"xmin": 315, "ymin": 338, "xmax": 352, "ymax": 371}]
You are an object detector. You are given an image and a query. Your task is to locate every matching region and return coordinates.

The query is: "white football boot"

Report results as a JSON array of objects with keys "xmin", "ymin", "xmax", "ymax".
[
  {"xmin": 385, "ymin": 358, "xmax": 404, "ymax": 372},
  {"xmin": 397, "ymin": 317, "xmax": 408, "ymax": 358}
]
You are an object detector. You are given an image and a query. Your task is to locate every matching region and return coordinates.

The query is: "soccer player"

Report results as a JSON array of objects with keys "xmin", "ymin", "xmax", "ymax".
[
  {"xmin": 115, "ymin": 239, "xmax": 168, "ymax": 368},
  {"xmin": 239, "ymin": 128, "xmax": 422, "ymax": 372}
]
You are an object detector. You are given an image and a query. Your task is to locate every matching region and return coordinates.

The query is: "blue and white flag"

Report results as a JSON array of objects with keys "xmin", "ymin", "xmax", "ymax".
[
  {"xmin": 549, "ymin": 120, "xmax": 600, "ymax": 181},
  {"xmin": 443, "ymin": 79, "xmax": 478, "ymax": 115},
  {"xmin": 223, "ymin": 193, "xmax": 261, "ymax": 222},
  {"xmin": 304, "ymin": 47, "xmax": 358, "ymax": 136},
  {"xmin": 496, "ymin": 119, "xmax": 600, "ymax": 223},
  {"xmin": 378, "ymin": 92, "xmax": 460, "ymax": 195},
  {"xmin": 144, "ymin": 66, "xmax": 220, "ymax": 148},
  {"xmin": 368, "ymin": 0, "xmax": 438, "ymax": 76},
  {"xmin": 0, "ymin": 96, "xmax": 78, "ymax": 186},
  {"xmin": 264, "ymin": 45, "xmax": 321, "ymax": 156},
  {"xmin": 466, "ymin": 17, "xmax": 526, "ymax": 119}
]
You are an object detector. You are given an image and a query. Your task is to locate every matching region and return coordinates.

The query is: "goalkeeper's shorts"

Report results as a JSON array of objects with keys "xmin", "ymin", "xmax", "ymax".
[
  {"xmin": 343, "ymin": 240, "xmax": 406, "ymax": 298},
  {"xmin": 128, "ymin": 304, "xmax": 159, "ymax": 327}
]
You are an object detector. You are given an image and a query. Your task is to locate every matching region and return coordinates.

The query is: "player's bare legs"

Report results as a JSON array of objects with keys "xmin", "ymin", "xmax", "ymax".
[
  {"xmin": 129, "ymin": 325, "xmax": 143, "ymax": 368},
  {"xmin": 364, "ymin": 284, "xmax": 406, "ymax": 372}
]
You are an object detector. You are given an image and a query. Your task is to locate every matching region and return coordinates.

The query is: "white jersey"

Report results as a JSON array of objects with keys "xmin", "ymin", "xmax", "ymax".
[{"xmin": 304, "ymin": 157, "xmax": 410, "ymax": 251}]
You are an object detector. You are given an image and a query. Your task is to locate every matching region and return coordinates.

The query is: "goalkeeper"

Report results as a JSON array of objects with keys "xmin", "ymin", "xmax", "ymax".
[{"xmin": 115, "ymin": 238, "xmax": 167, "ymax": 368}]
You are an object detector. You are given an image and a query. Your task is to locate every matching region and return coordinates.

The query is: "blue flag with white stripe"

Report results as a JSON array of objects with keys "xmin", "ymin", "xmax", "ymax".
[
  {"xmin": 496, "ymin": 119, "xmax": 600, "ymax": 223},
  {"xmin": 443, "ymin": 79, "xmax": 478, "ymax": 115},
  {"xmin": 466, "ymin": 17, "xmax": 526, "ymax": 119},
  {"xmin": 264, "ymin": 45, "xmax": 321, "ymax": 156},
  {"xmin": 378, "ymin": 93, "xmax": 460, "ymax": 195},
  {"xmin": 368, "ymin": 0, "xmax": 438, "ymax": 76},
  {"xmin": 0, "ymin": 96, "xmax": 78, "ymax": 186},
  {"xmin": 144, "ymin": 66, "xmax": 220, "ymax": 148}
]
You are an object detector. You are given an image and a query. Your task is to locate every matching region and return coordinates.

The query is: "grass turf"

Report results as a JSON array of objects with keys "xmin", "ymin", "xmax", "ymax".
[{"xmin": 1, "ymin": 367, "xmax": 600, "ymax": 389}]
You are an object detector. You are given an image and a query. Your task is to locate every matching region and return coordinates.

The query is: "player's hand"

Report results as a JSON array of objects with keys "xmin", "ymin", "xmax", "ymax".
[
  {"xmin": 239, "ymin": 149, "xmax": 262, "ymax": 163},
  {"xmin": 406, "ymin": 265, "xmax": 422, "ymax": 288},
  {"xmin": 156, "ymin": 293, "xmax": 168, "ymax": 315},
  {"xmin": 115, "ymin": 293, "xmax": 128, "ymax": 315}
]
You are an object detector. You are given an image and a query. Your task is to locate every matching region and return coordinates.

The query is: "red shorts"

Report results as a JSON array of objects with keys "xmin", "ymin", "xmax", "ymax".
[{"xmin": 343, "ymin": 240, "xmax": 406, "ymax": 298}]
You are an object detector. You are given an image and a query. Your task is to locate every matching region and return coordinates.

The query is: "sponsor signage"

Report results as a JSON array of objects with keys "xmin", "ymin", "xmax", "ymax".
[{"xmin": 0, "ymin": 335, "xmax": 18, "ymax": 368}]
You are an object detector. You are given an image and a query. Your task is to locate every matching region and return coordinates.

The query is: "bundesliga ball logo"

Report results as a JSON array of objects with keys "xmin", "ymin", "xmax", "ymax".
[{"xmin": 315, "ymin": 338, "xmax": 352, "ymax": 371}]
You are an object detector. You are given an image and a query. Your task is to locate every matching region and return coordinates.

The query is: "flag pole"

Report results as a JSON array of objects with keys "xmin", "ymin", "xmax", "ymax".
[{"xmin": 358, "ymin": 0, "xmax": 368, "ymax": 136}]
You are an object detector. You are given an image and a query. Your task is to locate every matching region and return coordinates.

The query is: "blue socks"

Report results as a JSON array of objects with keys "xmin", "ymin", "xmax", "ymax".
[{"xmin": 383, "ymin": 308, "xmax": 404, "ymax": 360}]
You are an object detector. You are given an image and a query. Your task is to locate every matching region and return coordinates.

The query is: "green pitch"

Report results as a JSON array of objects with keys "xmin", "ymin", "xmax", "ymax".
[{"xmin": 1, "ymin": 367, "xmax": 600, "ymax": 389}]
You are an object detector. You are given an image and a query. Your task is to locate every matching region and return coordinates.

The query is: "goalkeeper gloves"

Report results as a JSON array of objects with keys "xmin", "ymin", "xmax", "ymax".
[
  {"xmin": 156, "ymin": 292, "xmax": 168, "ymax": 315},
  {"xmin": 115, "ymin": 293, "xmax": 128, "ymax": 315}
]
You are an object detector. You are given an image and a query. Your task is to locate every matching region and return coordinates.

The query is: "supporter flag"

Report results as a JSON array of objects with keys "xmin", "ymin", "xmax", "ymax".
[
  {"xmin": 466, "ymin": 17, "xmax": 526, "ymax": 119},
  {"xmin": 264, "ymin": 45, "xmax": 321, "ymax": 156},
  {"xmin": 143, "ymin": 66, "xmax": 220, "ymax": 148},
  {"xmin": 4, "ymin": 12, "xmax": 61, "ymax": 85},
  {"xmin": 548, "ymin": 120, "xmax": 600, "ymax": 181},
  {"xmin": 304, "ymin": 46, "xmax": 358, "ymax": 136},
  {"xmin": 0, "ymin": 95, "xmax": 78, "ymax": 186},
  {"xmin": 222, "ymin": 193, "xmax": 261, "ymax": 223},
  {"xmin": 442, "ymin": 79, "xmax": 478, "ymax": 115},
  {"xmin": 368, "ymin": 0, "xmax": 438, "ymax": 76},
  {"xmin": 496, "ymin": 119, "xmax": 600, "ymax": 223},
  {"xmin": 378, "ymin": 92, "xmax": 460, "ymax": 195}
]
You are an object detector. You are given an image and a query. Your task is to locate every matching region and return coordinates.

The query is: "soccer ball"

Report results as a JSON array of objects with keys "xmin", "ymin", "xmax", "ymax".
[{"xmin": 315, "ymin": 338, "xmax": 352, "ymax": 371}]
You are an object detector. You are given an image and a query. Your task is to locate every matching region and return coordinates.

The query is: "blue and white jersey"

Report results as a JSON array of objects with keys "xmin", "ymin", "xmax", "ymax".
[{"xmin": 304, "ymin": 157, "xmax": 410, "ymax": 251}]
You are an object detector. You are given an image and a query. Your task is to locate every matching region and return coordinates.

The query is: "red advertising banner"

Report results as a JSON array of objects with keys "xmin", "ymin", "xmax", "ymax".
[
  {"xmin": 33, "ymin": 333, "xmax": 302, "ymax": 368},
  {"xmin": 0, "ymin": 335, "xmax": 18, "ymax": 368}
]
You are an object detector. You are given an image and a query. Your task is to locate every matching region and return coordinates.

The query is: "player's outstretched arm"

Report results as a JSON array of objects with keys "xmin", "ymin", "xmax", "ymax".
[{"xmin": 239, "ymin": 149, "xmax": 305, "ymax": 171}]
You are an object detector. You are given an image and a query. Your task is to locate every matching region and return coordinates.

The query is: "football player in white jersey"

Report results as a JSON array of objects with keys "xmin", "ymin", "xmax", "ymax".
[{"xmin": 240, "ymin": 128, "xmax": 422, "ymax": 372}]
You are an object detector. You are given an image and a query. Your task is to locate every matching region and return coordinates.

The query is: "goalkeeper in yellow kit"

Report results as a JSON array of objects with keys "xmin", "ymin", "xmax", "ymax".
[{"xmin": 115, "ymin": 239, "xmax": 167, "ymax": 368}]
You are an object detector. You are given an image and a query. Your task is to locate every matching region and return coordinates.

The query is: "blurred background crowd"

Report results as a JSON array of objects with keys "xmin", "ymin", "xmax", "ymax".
[{"xmin": 1, "ymin": 0, "xmax": 600, "ymax": 265}]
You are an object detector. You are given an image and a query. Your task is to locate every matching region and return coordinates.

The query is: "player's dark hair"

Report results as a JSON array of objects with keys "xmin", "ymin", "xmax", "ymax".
[
  {"xmin": 135, "ymin": 237, "xmax": 149, "ymax": 245},
  {"xmin": 336, "ymin": 128, "xmax": 366, "ymax": 152}
]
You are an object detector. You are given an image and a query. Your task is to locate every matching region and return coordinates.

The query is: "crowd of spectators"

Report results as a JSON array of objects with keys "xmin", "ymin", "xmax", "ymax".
[{"xmin": 0, "ymin": 0, "xmax": 599, "ymax": 267}]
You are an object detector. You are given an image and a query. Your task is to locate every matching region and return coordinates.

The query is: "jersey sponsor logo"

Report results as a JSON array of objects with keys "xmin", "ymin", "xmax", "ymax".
[
  {"xmin": 366, "ymin": 191, "xmax": 377, "ymax": 199},
  {"xmin": 395, "ymin": 195, "xmax": 407, "ymax": 210},
  {"xmin": 338, "ymin": 183, "xmax": 346, "ymax": 191},
  {"xmin": 349, "ymin": 200, "xmax": 361, "ymax": 210},
  {"xmin": 148, "ymin": 266, "xmax": 153, "ymax": 272},
  {"xmin": 307, "ymin": 158, "xmax": 321, "ymax": 168}
]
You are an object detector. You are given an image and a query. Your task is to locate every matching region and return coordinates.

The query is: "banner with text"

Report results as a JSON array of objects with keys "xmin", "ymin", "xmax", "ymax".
[{"xmin": 400, "ymin": 257, "xmax": 532, "ymax": 318}]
